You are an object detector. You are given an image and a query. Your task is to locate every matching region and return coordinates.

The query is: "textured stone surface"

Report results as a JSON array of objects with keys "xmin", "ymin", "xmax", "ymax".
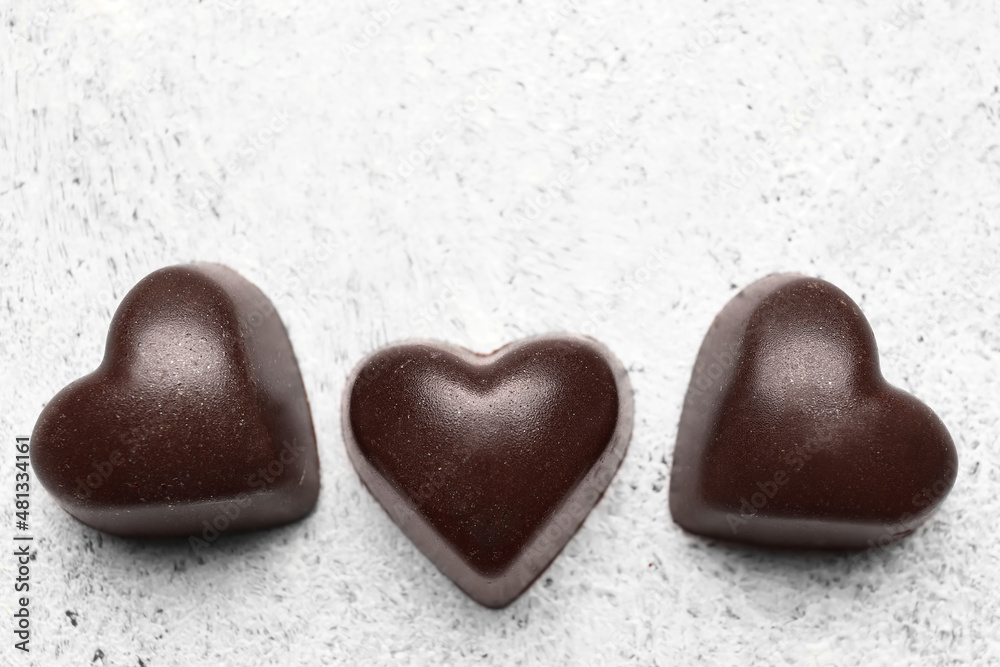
[{"xmin": 2, "ymin": 0, "xmax": 999, "ymax": 664}]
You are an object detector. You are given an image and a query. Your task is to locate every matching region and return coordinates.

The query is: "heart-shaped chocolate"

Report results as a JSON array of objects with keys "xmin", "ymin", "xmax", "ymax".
[
  {"xmin": 342, "ymin": 334, "xmax": 633, "ymax": 607},
  {"xmin": 669, "ymin": 274, "xmax": 958, "ymax": 549},
  {"xmin": 30, "ymin": 263, "xmax": 320, "ymax": 539}
]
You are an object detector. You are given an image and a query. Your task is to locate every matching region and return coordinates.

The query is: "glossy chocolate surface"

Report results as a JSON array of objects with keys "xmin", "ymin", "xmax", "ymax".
[
  {"xmin": 31, "ymin": 263, "xmax": 320, "ymax": 538},
  {"xmin": 343, "ymin": 334, "xmax": 633, "ymax": 608},
  {"xmin": 670, "ymin": 274, "xmax": 958, "ymax": 549}
]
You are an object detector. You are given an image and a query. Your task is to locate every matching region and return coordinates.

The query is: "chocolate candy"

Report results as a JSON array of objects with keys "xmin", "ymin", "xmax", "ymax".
[
  {"xmin": 30, "ymin": 263, "xmax": 320, "ymax": 538},
  {"xmin": 669, "ymin": 274, "xmax": 958, "ymax": 549},
  {"xmin": 343, "ymin": 334, "xmax": 633, "ymax": 607}
]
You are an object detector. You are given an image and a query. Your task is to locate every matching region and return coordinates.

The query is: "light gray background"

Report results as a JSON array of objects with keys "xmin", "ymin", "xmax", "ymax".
[{"xmin": 2, "ymin": 0, "xmax": 999, "ymax": 665}]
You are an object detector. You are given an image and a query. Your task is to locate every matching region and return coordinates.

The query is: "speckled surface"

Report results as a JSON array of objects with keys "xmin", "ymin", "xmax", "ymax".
[{"xmin": 1, "ymin": 0, "xmax": 999, "ymax": 665}]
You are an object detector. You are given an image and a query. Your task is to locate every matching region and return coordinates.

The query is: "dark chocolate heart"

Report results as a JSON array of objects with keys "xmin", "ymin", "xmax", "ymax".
[
  {"xmin": 30, "ymin": 263, "xmax": 320, "ymax": 539},
  {"xmin": 670, "ymin": 274, "xmax": 958, "ymax": 549},
  {"xmin": 342, "ymin": 334, "xmax": 633, "ymax": 607}
]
